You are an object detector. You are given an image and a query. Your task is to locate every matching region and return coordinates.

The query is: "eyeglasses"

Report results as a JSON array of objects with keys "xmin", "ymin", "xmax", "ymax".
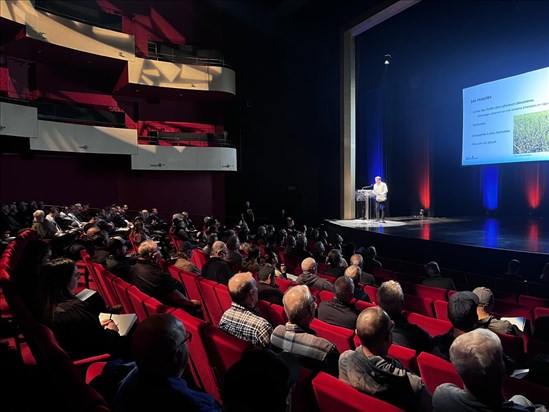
[{"xmin": 388, "ymin": 320, "xmax": 395, "ymax": 334}]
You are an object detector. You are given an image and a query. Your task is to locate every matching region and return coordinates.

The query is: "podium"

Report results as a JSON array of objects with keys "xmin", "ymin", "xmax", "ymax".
[{"xmin": 355, "ymin": 189, "xmax": 374, "ymax": 220}]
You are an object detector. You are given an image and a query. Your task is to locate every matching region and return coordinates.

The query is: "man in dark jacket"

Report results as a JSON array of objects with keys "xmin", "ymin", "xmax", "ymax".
[{"xmin": 296, "ymin": 257, "xmax": 334, "ymax": 292}]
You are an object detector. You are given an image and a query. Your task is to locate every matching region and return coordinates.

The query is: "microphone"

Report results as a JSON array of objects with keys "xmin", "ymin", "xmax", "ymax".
[{"xmin": 362, "ymin": 185, "xmax": 373, "ymax": 189}]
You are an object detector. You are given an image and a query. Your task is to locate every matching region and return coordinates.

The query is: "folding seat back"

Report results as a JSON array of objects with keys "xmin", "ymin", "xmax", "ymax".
[
  {"xmin": 502, "ymin": 376, "xmax": 549, "ymax": 406},
  {"xmin": 214, "ymin": 283, "xmax": 232, "ymax": 311},
  {"xmin": 171, "ymin": 308, "xmax": 220, "ymax": 401},
  {"xmin": 534, "ymin": 306, "xmax": 549, "ymax": 319},
  {"xmin": 319, "ymin": 290, "xmax": 334, "ymax": 302},
  {"xmin": 190, "ymin": 248, "xmax": 208, "ymax": 270},
  {"xmin": 433, "ymin": 299, "xmax": 449, "ymax": 321},
  {"xmin": 403, "ymin": 294, "xmax": 435, "ymax": 317},
  {"xmin": 413, "ymin": 283, "xmax": 449, "ymax": 302},
  {"xmin": 268, "ymin": 303, "xmax": 288, "ymax": 326},
  {"xmin": 495, "ymin": 331, "xmax": 527, "ymax": 368},
  {"xmin": 310, "ymin": 318, "xmax": 354, "ymax": 353},
  {"xmin": 364, "ymin": 285, "xmax": 378, "ymax": 303},
  {"xmin": 312, "ymin": 371, "xmax": 405, "ymax": 412},
  {"xmin": 178, "ymin": 269, "xmax": 203, "ymax": 302},
  {"xmin": 403, "ymin": 311, "xmax": 452, "ymax": 337},
  {"xmin": 92, "ymin": 264, "xmax": 121, "ymax": 309},
  {"xmin": 143, "ymin": 295, "xmax": 175, "ymax": 317},
  {"xmin": 392, "ymin": 271, "xmax": 420, "ymax": 285},
  {"xmin": 466, "ymin": 272, "xmax": 495, "ymax": 289},
  {"xmin": 526, "ymin": 337, "xmax": 549, "ymax": 361},
  {"xmin": 416, "ymin": 351, "xmax": 463, "ymax": 394},
  {"xmin": 112, "ymin": 277, "xmax": 134, "ymax": 314},
  {"xmin": 388, "ymin": 343, "xmax": 417, "ymax": 373},
  {"xmin": 126, "ymin": 285, "xmax": 152, "ymax": 322},
  {"xmin": 372, "ymin": 267, "xmax": 393, "ymax": 283},
  {"xmin": 201, "ymin": 323, "xmax": 254, "ymax": 387},
  {"xmin": 278, "ymin": 251, "xmax": 300, "ymax": 275},
  {"xmin": 81, "ymin": 250, "xmax": 108, "ymax": 300},
  {"xmin": 255, "ymin": 299, "xmax": 272, "ymax": 324},
  {"xmin": 354, "ymin": 300, "xmax": 375, "ymax": 312},
  {"xmin": 492, "ymin": 301, "xmax": 533, "ymax": 326},
  {"xmin": 275, "ymin": 277, "xmax": 293, "ymax": 293},
  {"xmin": 519, "ymin": 294, "xmax": 549, "ymax": 309},
  {"xmin": 493, "ymin": 291, "xmax": 518, "ymax": 303},
  {"xmin": 196, "ymin": 277, "xmax": 225, "ymax": 325}
]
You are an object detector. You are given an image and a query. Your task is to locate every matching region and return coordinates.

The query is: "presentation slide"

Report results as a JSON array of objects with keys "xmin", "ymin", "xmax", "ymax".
[{"xmin": 462, "ymin": 66, "xmax": 549, "ymax": 166}]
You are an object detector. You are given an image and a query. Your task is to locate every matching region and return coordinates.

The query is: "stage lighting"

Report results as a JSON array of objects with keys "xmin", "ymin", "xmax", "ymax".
[{"xmin": 384, "ymin": 54, "xmax": 391, "ymax": 65}]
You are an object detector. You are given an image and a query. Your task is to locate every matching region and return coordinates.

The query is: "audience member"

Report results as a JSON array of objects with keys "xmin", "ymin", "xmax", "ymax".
[
  {"xmin": 318, "ymin": 276, "xmax": 360, "ymax": 329},
  {"xmin": 38, "ymin": 258, "xmax": 130, "ymax": 360},
  {"xmin": 218, "ymin": 272, "xmax": 273, "ymax": 348},
  {"xmin": 225, "ymin": 235, "xmax": 243, "ymax": 265},
  {"xmin": 351, "ymin": 253, "xmax": 376, "ymax": 286},
  {"xmin": 339, "ymin": 306, "xmax": 432, "ymax": 411},
  {"xmin": 174, "ymin": 241, "xmax": 200, "ymax": 275},
  {"xmin": 270, "ymin": 285, "xmax": 339, "ymax": 376},
  {"xmin": 104, "ymin": 237, "xmax": 133, "ymax": 280},
  {"xmin": 539, "ymin": 263, "xmax": 549, "ymax": 284},
  {"xmin": 111, "ymin": 313, "xmax": 219, "ymax": 412},
  {"xmin": 421, "ymin": 261, "xmax": 456, "ymax": 290},
  {"xmin": 324, "ymin": 249, "xmax": 348, "ymax": 278},
  {"xmin": 362, "ymin": 246, "xmax": 382, "ymax": 276},
  {"xmin": 32, "ymin": 209, "xmax": 53, "ymax": 239},
  {"xmin": 344, "ymin": 265, "xmax": 371, "ymax": 302},
  {"xmin": 502, "ymin": 259, "xmax": 524, "ymax": 281},
  {"xmin": 376, "ymin": 280, "xmax": 432, "ymax": 354},
  {"xmin": 241, "ymin": 244, "xmax": 261, "ymax": 274},
  {"xmin": 472, "ymin": 287, "xmax": 522, "ymax": 336},
  {"xmin": 201, "ymin": 240, "xmax": 233, "ymax": 285},
  {"xmin": 257, "ymin": 264, "xmax": 284, "ymax": 306},
  {"xmin": 129, "ymin": 240, "xmax": 201, "ymax": 316},
  {"xmin": 311, "ymin": 241, "xmax": 326, "ymax": 264},
  {"xmin": 431, "ymin": 291, "xmax": 479, "ymax": 363},
  {"xmin": 433, "ymin": 328, "xmax": 545, "ymax": 411},
  {"xmin": 296, "ymin": 257, "xmax": 334, "ymax": 292}
]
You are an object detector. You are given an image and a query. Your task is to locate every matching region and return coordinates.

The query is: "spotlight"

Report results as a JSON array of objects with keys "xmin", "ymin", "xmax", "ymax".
[{"xmin": 384, "ymin": 54, "xmax": 391, "ymax": 65}]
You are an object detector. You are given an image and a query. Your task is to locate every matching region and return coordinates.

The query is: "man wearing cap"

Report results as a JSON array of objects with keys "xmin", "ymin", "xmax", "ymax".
[
  {"xmin": 473, "ymin": 287, "xmax": 522, "ymax": 336},
  {"xmin": 104, "ymin": 237, "xmax": 133, "ymax": 280},
  {"xmin": 257, "ymin": 263, "xmax": 284, "ymax": 306},
  {"xmin": 431, "ymin": 291, "xmax": 480, "ymax": 362}
]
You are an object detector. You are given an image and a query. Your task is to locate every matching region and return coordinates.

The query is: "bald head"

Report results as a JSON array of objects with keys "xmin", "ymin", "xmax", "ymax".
[
  {"xmin": 376, "ymin": 280, "xmax": 404, "ymax": 316},
  {"xmin": 211, "ymin": 240, "xmax": 228, "ymax": 258},
  {"xmin": 350, "ymin": 254, "xmax": 363, "ymax": 268},
  {"xmin": 228, "ymin": 272, "xmax": 257, "ymax": 306},
  {"xmin": 301, "ymin": 257, "xmax": 317, "ymax": 274},
  {"xmin": 356, "ymin": 306, "xmax": 392, "ymax": 353},
  {"xmin": 283, "ymin": 285, "xmax": 314, "ymax": 326},
  {"xmin": 450, "ymin": 328, "xmax": 504, "ymax": 398},
  {"xmin": 344, "ymin": 265, "xmax": 361, "ymax": 286},
  {"xmin": 131, "ymin": 313, "xmax": 188, "ymax": 377}
]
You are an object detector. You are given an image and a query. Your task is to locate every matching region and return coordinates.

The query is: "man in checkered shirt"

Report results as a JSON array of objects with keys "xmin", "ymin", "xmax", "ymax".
[{"xmin": 218, "ymin": 272, "xmax": 273, "ymax": 347}]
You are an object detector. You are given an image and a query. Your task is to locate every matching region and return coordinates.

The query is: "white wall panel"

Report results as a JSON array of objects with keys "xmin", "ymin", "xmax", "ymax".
[
  {"xmin": 0, "ymin": 102, "xmax": 38, "ymax": 137},
  {"xmin": 128, "ymin": 58, "xmax": 236, "ymax": 94},
  {"xmin": 31, "ymin": 121, "xmax": 138, "ymax": 154},
  {"xmin": 131, "ymin": 145, "xmax": 237, "ymax": 171}
]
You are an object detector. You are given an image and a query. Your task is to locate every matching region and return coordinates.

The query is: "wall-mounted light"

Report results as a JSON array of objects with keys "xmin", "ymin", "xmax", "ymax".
[{"xmin": 384, "ymin": 54, "xmax": 392, "ymax": 65}]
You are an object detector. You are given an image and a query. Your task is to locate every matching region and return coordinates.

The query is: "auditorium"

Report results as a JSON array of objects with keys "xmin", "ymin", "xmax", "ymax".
[{"xmin": 1, "ymin": 1, "xmax": 549, "ymax": 410}]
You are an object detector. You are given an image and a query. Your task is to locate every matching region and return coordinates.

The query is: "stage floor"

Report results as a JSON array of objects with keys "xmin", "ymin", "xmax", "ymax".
[{"xmin": 327, "ymin": 216, "xmax": 549, "ymax": 255}]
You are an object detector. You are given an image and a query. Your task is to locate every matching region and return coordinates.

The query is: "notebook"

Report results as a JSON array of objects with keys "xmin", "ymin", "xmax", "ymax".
[{"xmin": 99, "ymin": 313, "xmax": 138, "ymax": 336}]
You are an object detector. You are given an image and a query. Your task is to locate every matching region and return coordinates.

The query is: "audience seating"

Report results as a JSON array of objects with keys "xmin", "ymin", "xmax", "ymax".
[
  {"xmin": 492, "ymin": 291, "xmax": 519, "ymax": 303},
  {"xmin": 196, "ymin": 277, "xmax": 225, "ymax": 325},
  {"xmin": 278, "ymin": 251, "xmax": 300, "ymax": 275},
  {"xmin": 354, "ymin": 299, "xmax": 375, "ymax": 312},
  {"xmin": 268, "ymin": 303, "xmax": 288, "ymax": 326},
  {"xmin": 319, "ymin": 290, "xmax": 334, "ymax": 302},
  {"xmin": 143, "ymin": 295, "xmax": 175, "ymax": 317},
  {"xmin": 190, "ymin": 249, "xmax": 208, "ymax": 271},
  {"xmin": 112, "ymin": 277, "xmax": 135, "ymax": 315},
  {"xmin": 413, "ymin": 283, "xmax": 449, "ymax": 302},
  {"xmin": 275, "ymin": 277, "xmax": 293, "ymax": 293},
  {"xmin": 465, "ymin": 273, "xmax": 495, "ymax": 289},
  {"xmin": 125, "ymin": 285, "xmax": 152, "ymax": 322},
  {"xmin": 364, "ymin": 285, "xmax": 378, "ymax": 303},
  {"xmin": 201, "ymin": 323, "xmax": 254, "ymax": 388},
  {"xmin": 310, "ymin": 318, "xmax": 354, "ymax": 353},
  {"xmin": 403, "ymin": 294, "xmax": 435, "ymax": 318},
  {"xmin": 502, "ymin": 376, "xmax": 549, "ymax": 406},
  {"xmin": 92, "ymin": 264, "xmax": 121, "ymax": 309},
  {"xmin": 255, "ymin": 299, "xmax": 272, "ymax": 324},
  {"xmin": 312, "ymin": 371, "xmax": 405, "ymax": 412},
  {"xmin": 526, "ymin": 338, "xmax": 549, "ymax": 362},
  {"xmin": 534, "ymin": 307, "xmax": 549, "ymax": 320},
  {"xmin": 372, "ymin": 267, "xmax": 393, "ymax": 283},
  {"xmin": 170, "ymin": 308, "xmax": 220, "ymax": 402},
  {"xmin": 416, "ymin": 351, "xmax": 463, "ymax": 394},
  {"xmin": 392, "ymin": 271, "xmax": 420, "ymax": 285},
  {"xmin": 433, "ymin": 299, "xmax": 449, "ymax": 321},
  {"xmin": 173, "ymin": 268, "xmax": 203, "ymax": 303},
  {"xmin": 495, "ymin": 331, "xmax": 527, "ymax": 369},
  {"xmin": 403, "ymin": 311, "xmax": 452, "ymax": 337},
  {"xmin": 214, "ymin": 283, "xmax": 232, "ymax": 311},
  {"xmin": 519, "ymin": 294, "xmax": 549, "ymax": 309}
]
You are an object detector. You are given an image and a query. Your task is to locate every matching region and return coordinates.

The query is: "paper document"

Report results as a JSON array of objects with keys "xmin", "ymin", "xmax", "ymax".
[
  {"xmin": 99, "ymin": 313, "xmax": 138, "ymax": 336},
  {"xmin": 75, "ymin": 288, "xmax": 97, "ymax": 301}
]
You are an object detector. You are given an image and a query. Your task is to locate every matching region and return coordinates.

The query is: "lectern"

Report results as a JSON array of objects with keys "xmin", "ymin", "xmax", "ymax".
[{"xmin": 355, "ymin": 189, "xmax": 374, "ymax": 220}]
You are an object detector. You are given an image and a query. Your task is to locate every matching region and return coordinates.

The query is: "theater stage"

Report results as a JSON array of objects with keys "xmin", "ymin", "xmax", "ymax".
[{"xmin": 325, "ymin": 216, "xmax": 549, "ymax": 280}]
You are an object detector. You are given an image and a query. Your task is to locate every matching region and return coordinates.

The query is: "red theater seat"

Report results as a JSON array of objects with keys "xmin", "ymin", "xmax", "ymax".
[
  {"xmin": 416, "ymin": 351, "xmax": 463, "ymax": 394},
  {"xmin": 311, "ymin": 318, "xmax": 354, "ymax": 353},
  {"xmin": 403, "ymin": 311, "xmax": 452, "ymax": 337},
  {"xmin": 196, "ymin": 277, "xmax": 225, "ymax": 325},
  {"xmin": 312, "ymin": 371, "xmax": 405, "ymax": 412}
]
